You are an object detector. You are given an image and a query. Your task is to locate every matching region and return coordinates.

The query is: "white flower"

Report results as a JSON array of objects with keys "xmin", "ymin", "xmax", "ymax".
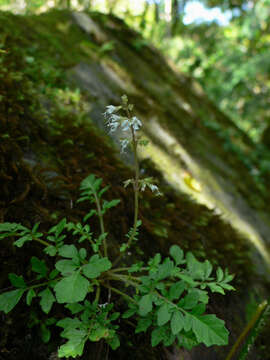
[
  {"xmin": 120, "ymin": 139, "xmax": 130, "ymax": 153},
  {"xmin": 131, "ymin": 116, "xmax": 142, "ymax": 131},
  {"xmin": 104, "ymin": 105, "xmax": 121, "ymax": 118},
  {"xmin": 121, "ymin": 119, "xmax": 130, "ymax": 132},
  {"xmin": 106, "ymin": 114, "xmax": 121, "ymax": 133},
  {"xmin": 149, "ymin": 184, "xmax": 162, "ymax": 196}
]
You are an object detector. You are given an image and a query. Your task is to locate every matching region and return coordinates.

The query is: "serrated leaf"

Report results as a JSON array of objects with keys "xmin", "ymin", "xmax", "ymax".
[
  {"xmin": 26, "ymin": 288, "xmax": 36, "ymax": 305},
  {"xmin": 157, "ymin": 303, "xmax": 171, "ymax": 326},
  {"xmin": 31, "ymin": 257, "xmax": 48, "ymax": 277},
  {"xmin": 102, "ymin": 199, "xmax": 120, "ymax": 211},
  {"xmin": 79, "ymin": 248, "xmax": 87, "ymax": 260},
  {"xmin": 169, "ymin": 245, "xmax": 184, "ymax": 265},
  {"xmin": 82, "ymin": 256, "xmax": 111, "ymax": 279},
  {"xmin": 54, "ymin": 272, "xmax": 89, "ymax": 303},
  {"xmin": 8, "ymin": 273, "xmax": 26, "ymax": 288},
  {"xmin": 171, "ymin": 310, "xmax": 184, "ymax": 335},
  {"xmin": 0, "ymin": 289, "xmax": 25, "ymax": 313},
  {"xmin": 190, "ymin": 313, "xmax": 228, "ymax": 346},
  {"xmin": 39, "ymin": 288, "xmax": 55, "ymax": 314},
  {"xmin": 135, "ymin": 317, "xmax": 152, "ymax": 333},
  {"xmin": 139, "ymin": 294, "xmax": 153, "ymax": 316}
]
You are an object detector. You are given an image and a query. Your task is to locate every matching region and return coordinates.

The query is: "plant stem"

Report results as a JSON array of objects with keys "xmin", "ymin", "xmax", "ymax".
[
  {"xmin": 225, "ymin": 300, "xmax": 268, "ymax": 360},
  {"xmin": 93, "ymin": 190, "xmax": 107, "ymax": 258},
  {"xmin": 113, "ymin": 114, "xmax": 140, "ymax": 267},
  {"xmin": 102, "ymin": 283, "xmax": 136, "ymax": 304},
  {"xmin": 108, "ymin": 273, "xmax": 141, "ymax": 288},
  {"xmin": 109, "ymin": 267, "xmax": 148, "ymax": 273}
]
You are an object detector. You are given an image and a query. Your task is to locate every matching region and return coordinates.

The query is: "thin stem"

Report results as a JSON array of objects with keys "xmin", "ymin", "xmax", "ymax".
[
  {"xmin": 102, "ymin": 283, "xmax": 136, "ymax": 304},
  {"xmin": 33, "ymin": 236, "xmax": 50, "ymax": 247},
  {"xmin": 113, "ymin": 112, "xmax": 140, "ymax": 267},
  {"xmin": 93, "ymin": 191, "xmax": 107, "ymax": 258},
  {"xmin": 107, "ymin": 273, "xmax": 140, "ymax": 288},
  {"xmin": 108, "ymin": 272, "xmax": 141, "ymax": 283},
  {"xmin": 225, "ymin": 300, "xmax": 268, "ymax": 360},
  {"xmin": 109, "ymin": 267, "xmax": 148, "ymax": 273}
]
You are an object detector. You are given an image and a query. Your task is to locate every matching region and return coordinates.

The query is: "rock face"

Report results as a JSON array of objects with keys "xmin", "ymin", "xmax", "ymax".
[
  {"xmin": 0, "ymin": 9, "xmax": 269, "ymax": 360},
  {"xmin": 69, "ymin": 11, "xmax": 270, "ymax": 271}
]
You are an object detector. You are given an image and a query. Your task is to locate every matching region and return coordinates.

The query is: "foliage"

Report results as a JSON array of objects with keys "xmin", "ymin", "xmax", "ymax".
[{"xmin": 0, "ymin": 96, "xmax": 235, "ymax": 357}]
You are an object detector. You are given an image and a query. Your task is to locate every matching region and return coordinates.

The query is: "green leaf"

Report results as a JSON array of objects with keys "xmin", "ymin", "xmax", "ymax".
[
  {"xmin": 102, "ymin": 199, "xmax": 120, "ymax": 211},
  {"xmin": 82, "ymin": 255, "xmax": 111, "ymax": 279},
  {"xmin": 155, "ymin": 258, "xmax": 174, "ymax": 281},
  {"xmin": 56, "ymin": 259, "xmax": 78, "ymax": 275},
  {"xmin": 14, "ymin": 235, "xmax": 32, "ymax": 247},
  {"xmin": 122, "ymin": 308, "xmax": 136, "ymax": 319},
  {"xmin": 65, "ymin": 303, "xmax": 84, "ymax": 314},
  {"xmin": 107, "ymin": 334, "xmax": 120, "ymax": 350},
  {"xmin": 135, "ymin": 317, "xmax": 152, "ymax": 333},
  {"xmin": 58, "ymin": 330, "xmax": 86, "ymax": 358},
  {"xmin": 59, "ymin": 245, "xmax": 79, "ymax": 259},
  {"xmin": 139, "ymin": 294, "xmax": 153, "ymax": 316},
  {"xmin": 177, "ymin": 331, "xmax": 199, "ymax": 350},
  {"xmin": 39, "ymin": 288, "xmax": 55, "ymax": 314},
  {"xmin": 40, "ymin": 323, "xmax": 51, "ymax": 343},
  {"xmin": 48, "ymin": 218, "xmax": 66, "ymax": 237},
  {"xmin": 190, "ymin": 313, "xmax": 229, "ymax": 346},
  {"xmin": 31, "ymin": 257, "xmax": 48, "ymax": 277},
  {"xmin": 151, "ymin": 326, "xmax": 166, "ymax": 347},
  {"xmin": 44, "ymin": 245, "xmax": 57, "ymax": 256},
  {"xmin": 183, "ymin": 290, "xmax": 199, "ymax": 310},
  {"xmin": 157, "ymin": 303, "xmax": 171, "ymax": 326},
  {"xmin": 0, "ymin": 289, "xmax": 25, "ymax": 313},
  {"xmin": 54, "ymin": 272, "xmax": 89, "ymax": 303},
  {"xmin": 171, "ymin": 310, "xmax": 184, "ymax": 335},
  {"xmin": 26, "ymin": 288, "xmax": 36, "ymax": 305},
  {"xmin": 169, "ymin": 245, "xmax": 184, "ymax": 265},
  {"xmin": 208, "ymin": 283, "xmax": 225, "ymax": 295},
  {"xmin": 8, "ymin": 273, "xmax": 26, "ymax": 288},
  {"xmin": 89, "ymin": 326, "xmax": 109, "ymax": 341},
  {"xmin": 169, "ymin": 281, "xmax": 186, "ymax": 300}
]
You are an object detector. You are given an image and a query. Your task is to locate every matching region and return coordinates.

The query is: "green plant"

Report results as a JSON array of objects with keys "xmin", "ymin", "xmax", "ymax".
[{"xmin": 0, "ymin": 95, "xmax": 235, "ymax": 357}]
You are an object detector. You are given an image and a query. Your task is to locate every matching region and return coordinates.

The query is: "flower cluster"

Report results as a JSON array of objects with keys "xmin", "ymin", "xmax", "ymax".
[{"xmin": 104, "ymin": 104, "xmax": 142, "ymax": 153}]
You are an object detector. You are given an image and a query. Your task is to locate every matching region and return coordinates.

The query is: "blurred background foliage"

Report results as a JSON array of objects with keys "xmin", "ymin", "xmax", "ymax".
[{"xmin": 1, "ymin": 0, "xmax": 270, "ymax": 178}]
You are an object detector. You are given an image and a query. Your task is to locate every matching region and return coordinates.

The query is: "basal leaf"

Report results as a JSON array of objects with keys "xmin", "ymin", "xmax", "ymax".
[
  {"xmin": 54, "ymin": 272, "xmax": 89, "ymax": 303},
  {"xmin": 0, "ymin": 289, "xmax": 25, "ymax": 314}
]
